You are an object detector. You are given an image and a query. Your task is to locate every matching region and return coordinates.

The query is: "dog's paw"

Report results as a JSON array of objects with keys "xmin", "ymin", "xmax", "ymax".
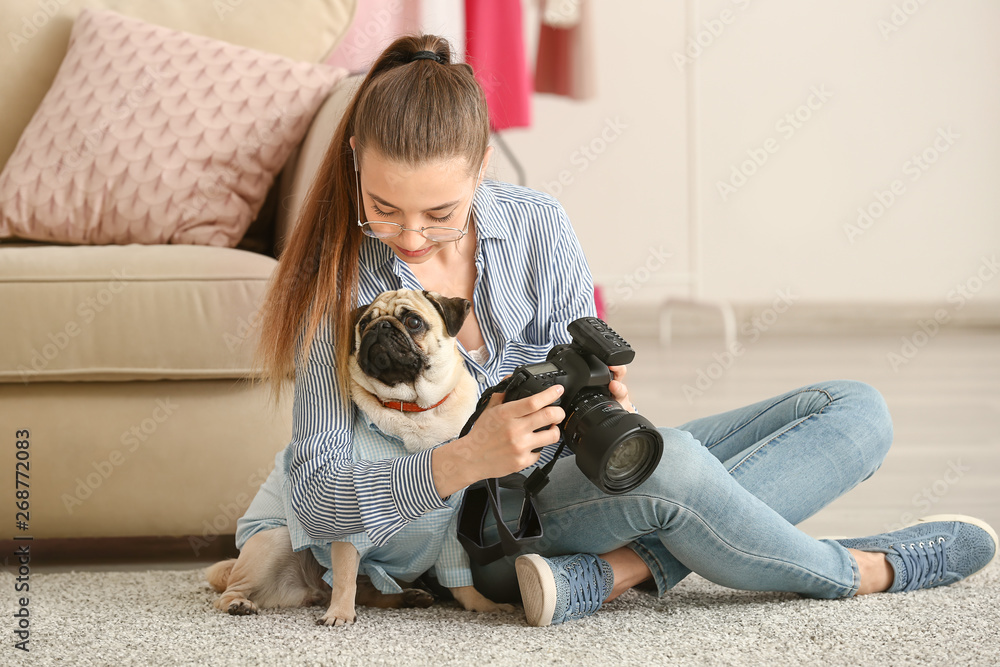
[
  {"xmin": 401, "ymin": 588, "xmax": 435, "ymax": 609},
  {"xmin": 469, "ymin": 600, "xmax": 517, "ymax": 614},
  {"xmin": 449, "ymin": 586, "xmax": 518, "ymax": 614},
  {"xmin": 317, "ymin": 608, "xmax": 356, "ymax": 627},
  {"xmin": 226, "ymin": 599, "xmax": 259, "ymax": 616}
]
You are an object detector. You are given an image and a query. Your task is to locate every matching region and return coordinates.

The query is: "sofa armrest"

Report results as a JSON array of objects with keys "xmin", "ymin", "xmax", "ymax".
[{"xmin": 274, "ymin": 74, "xmax": 364, "ymax": 256}]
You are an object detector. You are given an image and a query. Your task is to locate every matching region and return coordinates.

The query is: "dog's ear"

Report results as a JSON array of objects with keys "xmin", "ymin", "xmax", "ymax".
[
  {"xmin": 422, "ymin": 291, "xmax": 471, "ymax": 338},
  {"xmin": 349, "ymin": 303, "xmax": 370, "ymax": 347}
]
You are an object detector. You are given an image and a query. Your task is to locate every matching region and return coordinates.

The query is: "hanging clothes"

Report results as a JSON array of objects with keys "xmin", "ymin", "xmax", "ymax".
[
  {"xmin": 534, "ymin": 0, "xmax": 596, "ymax": 100},
  {"xmin": 326, "ymin": 0, "xmax": 466, "ymax": 72},
  {"xmin": 464, "ymin": 0, "xmax": 532, "ymax": 131}
]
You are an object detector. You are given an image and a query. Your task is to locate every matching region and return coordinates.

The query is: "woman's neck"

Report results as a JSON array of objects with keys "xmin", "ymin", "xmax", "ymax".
[{"xmin": 405, "ymin": 222, "xmax": 477, "ymax": 289}]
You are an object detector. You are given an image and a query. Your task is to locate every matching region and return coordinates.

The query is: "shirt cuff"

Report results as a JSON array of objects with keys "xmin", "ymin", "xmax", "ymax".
[
  {"xmin": 432, "ymin": 534, "xmax": 476, "ymax": 590},
  {"xmin": 392, "ymin": 448, "xmax": 450, "ymax": 522}
]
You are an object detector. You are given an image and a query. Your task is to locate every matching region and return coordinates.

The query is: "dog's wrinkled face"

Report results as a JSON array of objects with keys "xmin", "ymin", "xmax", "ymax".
[{"xmin": 352, "ymin": 290, "xmax": 471, "ymax": 387}]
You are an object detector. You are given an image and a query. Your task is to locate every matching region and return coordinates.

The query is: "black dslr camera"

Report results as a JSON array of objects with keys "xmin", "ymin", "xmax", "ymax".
[
  {"xmin": 457, "ymin": 317, "xmax": 663, "ymax": 564},
  {"xmin": 500, "ymin": 317, "xmax": 663, "ymax": 494}
]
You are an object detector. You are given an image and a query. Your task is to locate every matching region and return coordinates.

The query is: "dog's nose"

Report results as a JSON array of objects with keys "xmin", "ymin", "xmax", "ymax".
[{"xmin": 376, "ymin": 321, "xmax": 393, "ymax": 331}]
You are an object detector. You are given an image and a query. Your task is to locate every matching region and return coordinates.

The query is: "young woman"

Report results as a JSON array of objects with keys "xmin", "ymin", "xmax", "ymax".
[{"xmin": 241, "ymin": 34, "xmax": 997, "ymax": 627}]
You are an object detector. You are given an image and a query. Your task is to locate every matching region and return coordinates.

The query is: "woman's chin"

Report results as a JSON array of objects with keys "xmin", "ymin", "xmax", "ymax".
[{"xmin": 393, "ymin": 245, "xmax": 437, "ymax": 262}]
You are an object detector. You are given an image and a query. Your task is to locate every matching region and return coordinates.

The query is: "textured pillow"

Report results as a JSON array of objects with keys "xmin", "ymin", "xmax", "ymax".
[{"xmin": 0, "ymin": 9, "xmax": 346, "ymax": 247}]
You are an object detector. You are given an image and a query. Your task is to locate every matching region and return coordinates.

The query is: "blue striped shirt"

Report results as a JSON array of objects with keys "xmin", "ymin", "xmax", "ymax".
[
  {"xmin": 232, "ymin": 409, "xmax": 475, "ymax": 593},
  {"xmin": 284, "ymin": 179, "xmax": 597, "ymax": 554}
]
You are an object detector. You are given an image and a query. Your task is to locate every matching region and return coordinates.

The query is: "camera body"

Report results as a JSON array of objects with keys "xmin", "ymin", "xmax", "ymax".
[{"xmin": 502, "ymin": 317, "xmax": 663, "ymax": 494}]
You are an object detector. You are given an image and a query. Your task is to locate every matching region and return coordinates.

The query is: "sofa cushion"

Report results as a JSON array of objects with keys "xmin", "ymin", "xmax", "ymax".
[
  {"xmin": 0, "ymin": 9, "xmax": 347, "ymax": 248},
  {"xmin": 0, "ymin": 244, "xmax": 276, "ymax": 382}
]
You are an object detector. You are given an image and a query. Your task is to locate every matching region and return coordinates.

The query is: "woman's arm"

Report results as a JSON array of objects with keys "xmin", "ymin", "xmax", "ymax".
[
  {"xmin": 286, "ymin": 318, "xmax": 450, "ymax": 546},
  {"xmin": 289, "ymin": 318, "xmax": 567, "ymax": 540},
  {"xmin": 431, "ymin": 383, "xmax": 567, "ymax": 498}
]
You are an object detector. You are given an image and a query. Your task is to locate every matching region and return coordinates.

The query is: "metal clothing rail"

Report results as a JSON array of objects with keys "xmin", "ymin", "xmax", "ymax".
[{"xmin": 659, "ymin": 0, "xmax": 736, "ymax": 350}]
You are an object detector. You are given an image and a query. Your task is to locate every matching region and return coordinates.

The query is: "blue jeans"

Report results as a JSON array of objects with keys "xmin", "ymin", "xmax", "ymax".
[{"xmin": 470, "ymin": 380, "xmax": 894, "ymax": 602}]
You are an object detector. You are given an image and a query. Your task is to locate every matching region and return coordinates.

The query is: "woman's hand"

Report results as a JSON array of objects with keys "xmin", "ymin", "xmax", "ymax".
[
  {"xmin": 608, "ymin": 365, "xmax": 636, "ymax": 413},
  {"xmin": 432, "ymin": 383, "xmax": 565, "ymax": 498}
]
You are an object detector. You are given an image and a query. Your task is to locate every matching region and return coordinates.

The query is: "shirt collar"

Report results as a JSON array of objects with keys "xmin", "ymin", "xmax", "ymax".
[
  {"xmin": 357, "ymin": 404, "xmax": 458, "ymax": 447},
  {"xmin": 471, "ymin": 180, "xmax": 511, "ymax": 241},
  {"xmin": 359, "ymin": 233, "xmax": 395, "ymax": 272},
  {"xmin": 357, "ymin": 405, "xmax": 403, "ymax": 442}
]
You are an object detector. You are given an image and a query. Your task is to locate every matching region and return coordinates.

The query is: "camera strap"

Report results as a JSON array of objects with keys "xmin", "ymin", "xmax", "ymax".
[{"xmin": 456, "ymin": 380, "xmax": 565, "ymax": 565}]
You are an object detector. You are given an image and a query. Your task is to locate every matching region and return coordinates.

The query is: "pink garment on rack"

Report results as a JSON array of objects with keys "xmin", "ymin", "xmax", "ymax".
[{"xmin": 464, "ymin": 0, "xmax": 532, "ymax": 131}]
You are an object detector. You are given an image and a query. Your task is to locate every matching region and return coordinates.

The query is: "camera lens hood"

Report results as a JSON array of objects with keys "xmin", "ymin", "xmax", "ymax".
[{"xmin": 567, "ymin": 404, "xmax": 664, "ymax": 494}]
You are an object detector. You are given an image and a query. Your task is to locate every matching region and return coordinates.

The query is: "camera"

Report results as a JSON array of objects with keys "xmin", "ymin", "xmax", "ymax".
[{"xmin": 500, "ymin": 317, "xmax": 663, "ymax": 494}]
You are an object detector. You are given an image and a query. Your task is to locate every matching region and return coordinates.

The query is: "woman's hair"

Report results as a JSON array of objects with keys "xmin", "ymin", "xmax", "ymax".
[{"xmin": 251, "ymin": 34, "xmax": 490, "ymax": 407}]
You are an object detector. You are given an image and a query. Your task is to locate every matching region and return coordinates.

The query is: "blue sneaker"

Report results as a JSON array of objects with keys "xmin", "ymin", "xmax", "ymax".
[
  {"xmin": 515, "ymin": 553, "xmax": 614, "ymax": 627},
  {"xmin": 838, "ymin": 514, "xmax": 998, "ymax": 593}
]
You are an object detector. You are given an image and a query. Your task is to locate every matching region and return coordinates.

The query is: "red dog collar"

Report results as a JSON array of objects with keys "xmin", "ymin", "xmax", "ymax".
[{"xmin": 379, "ymin": 393, "xmax": 450, "ymax": 413}]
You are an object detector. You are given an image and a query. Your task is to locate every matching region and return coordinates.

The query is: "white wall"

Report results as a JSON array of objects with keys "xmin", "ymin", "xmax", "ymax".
[
  {"xmin": 494, "ymin": 0, "xmax": 1000, "ymax": 311},
  {"xmin": 494, "ymin": 0, "xmax": 689, "ymax": 314}
]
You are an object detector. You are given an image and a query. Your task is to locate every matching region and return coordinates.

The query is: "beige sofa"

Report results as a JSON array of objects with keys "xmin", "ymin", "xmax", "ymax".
[{"xmin": 0, "ymin": 0, "xmax": 361, "ymax": 547}]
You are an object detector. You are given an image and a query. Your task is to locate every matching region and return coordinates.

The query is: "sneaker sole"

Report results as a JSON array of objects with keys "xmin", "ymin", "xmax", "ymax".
[
  {"xmin": 916, "ymin": 514, "xmax": 1000, "ymax": 574},
  {"xmin": 516, "ymin": 554, "xmax": 557, "ymax": 627}
]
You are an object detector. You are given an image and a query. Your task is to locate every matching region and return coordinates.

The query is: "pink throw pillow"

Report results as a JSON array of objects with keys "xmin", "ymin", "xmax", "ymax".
[{"xmin": 0, "ymin": 9, "xmax": 345, "ymax": 246}]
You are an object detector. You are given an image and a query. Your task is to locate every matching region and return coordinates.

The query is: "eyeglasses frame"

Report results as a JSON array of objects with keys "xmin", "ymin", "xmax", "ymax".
[{"xmin": 353, "ymin": 148, "xmax": 485, "ymax": 242}]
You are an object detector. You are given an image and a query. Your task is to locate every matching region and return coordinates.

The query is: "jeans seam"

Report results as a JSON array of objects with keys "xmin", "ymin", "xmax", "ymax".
[
  {"xmin": 707, "ymin": 388, "xmax": 834, "ymax": 454},
  {"xmin": 846, "ymin": 546, "xmax": 860, "ymax": 597},
  {"xmin": 676, "ymin": 502, "xmax": 857, "ymax": 596},
  {"xmin": 541, "ymin": 493, "xmax": 854, "ymax": 597},
  {"xmin": 728, "ymin": 410, "xmax": 821, "ymax": 476},
  {"xmin": 726, "ymin": 390, "xmax": 836, "ymax": 476},
  {"xmin": 626, "ymin": 539, "xmax": 669, "ymax": 597}
]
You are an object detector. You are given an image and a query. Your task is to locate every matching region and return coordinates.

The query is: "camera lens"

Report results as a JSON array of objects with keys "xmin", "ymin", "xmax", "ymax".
[
  {"xmin": 564, "ymin": 394, "xmax": 664, "ymax": 494},
  {"xmin": 605, "ymin": 436, "xmax": 651, "ymax": 482}
]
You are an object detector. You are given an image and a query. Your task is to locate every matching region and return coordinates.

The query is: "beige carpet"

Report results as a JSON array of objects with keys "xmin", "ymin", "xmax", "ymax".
[{"xmin": 4, "ymin": 561, "xmax": 998, "ymax": 666}]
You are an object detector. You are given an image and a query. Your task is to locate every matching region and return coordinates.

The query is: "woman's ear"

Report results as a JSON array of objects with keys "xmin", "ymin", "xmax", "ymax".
[{"xmin": 478, "ymin": 145, "xmax": 494, "ymax": 185}]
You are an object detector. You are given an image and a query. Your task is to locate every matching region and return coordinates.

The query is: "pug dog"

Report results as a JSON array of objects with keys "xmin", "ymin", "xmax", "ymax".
[
  {"xmin": 207, "ymin": 290, "xmax": 513, "ymax": 626},
  {"xmin": 347, "ymin": 289, "xmax": 480, "ymax": 452}
]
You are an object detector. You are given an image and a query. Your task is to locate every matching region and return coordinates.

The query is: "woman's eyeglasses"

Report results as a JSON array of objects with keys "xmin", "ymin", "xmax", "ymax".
[{"xmin": 354, "ymin": 149, "xmax": 484, "ymax": 242}]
